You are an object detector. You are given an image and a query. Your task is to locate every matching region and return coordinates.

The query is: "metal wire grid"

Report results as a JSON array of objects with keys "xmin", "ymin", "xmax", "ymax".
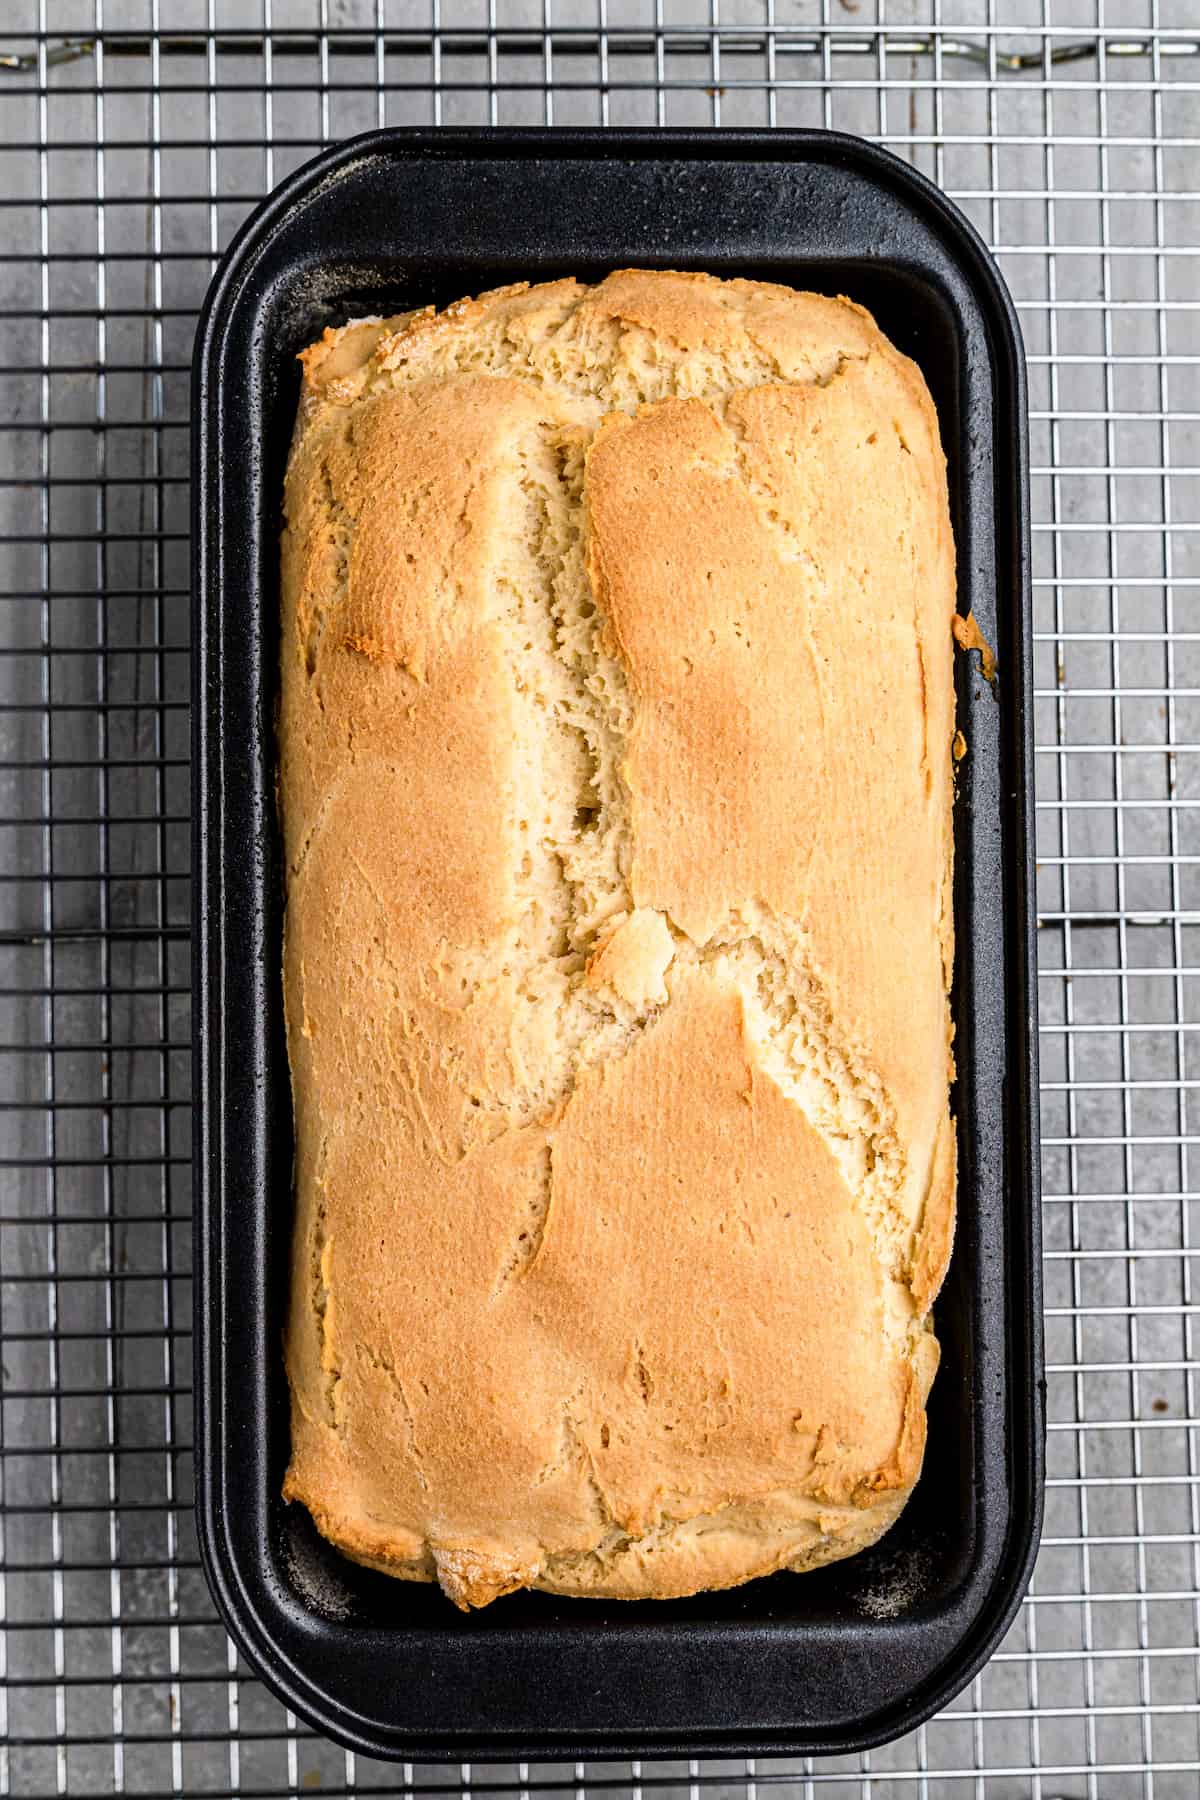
[{"xmin": 0, "ymin": 0, "xmax": 1198, "ymax": 1794}]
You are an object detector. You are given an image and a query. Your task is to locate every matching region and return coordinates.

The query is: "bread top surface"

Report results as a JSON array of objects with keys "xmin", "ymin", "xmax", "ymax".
[{"xmin": 280, "ymin": 270, "xmax": 957, "ymax": 1608}]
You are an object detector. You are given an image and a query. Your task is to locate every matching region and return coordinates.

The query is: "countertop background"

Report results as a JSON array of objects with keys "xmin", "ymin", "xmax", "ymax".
[{"xmin": 1, "ymin": 2, "xmax": 1198, "ymax": 1794}]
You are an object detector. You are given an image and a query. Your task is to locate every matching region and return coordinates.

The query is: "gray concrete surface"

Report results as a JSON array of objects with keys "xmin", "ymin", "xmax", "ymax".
[{"xmin": 0, "ymin": 0, "xmax": 1198, "ymax": 1794}]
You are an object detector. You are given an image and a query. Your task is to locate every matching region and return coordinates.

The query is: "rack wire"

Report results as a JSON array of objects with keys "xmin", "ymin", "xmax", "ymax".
[{"xmin": 1, "ymin": 1, "xmax": 1198, "ymax": 1794}]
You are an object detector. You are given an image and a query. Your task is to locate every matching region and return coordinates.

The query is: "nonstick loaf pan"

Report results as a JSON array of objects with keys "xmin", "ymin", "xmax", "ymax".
[{"xmin": 192, "ymin": 127, "xmax": 1044, "ymax": 1762}]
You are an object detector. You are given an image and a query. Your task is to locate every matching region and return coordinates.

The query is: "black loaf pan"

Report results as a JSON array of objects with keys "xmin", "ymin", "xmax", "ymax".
[{"xmin": 193, "ymin": 128, "xmax": 1044, "ymax": 1762}]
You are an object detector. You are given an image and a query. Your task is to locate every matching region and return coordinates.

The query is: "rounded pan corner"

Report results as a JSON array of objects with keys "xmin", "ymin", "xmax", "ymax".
[
  {"xmin": 192, "ymin": 1481, "xmax": 385, "ymax": 1761},
  {"xmin": 860, "ymin": 1482, "xmax": 1045, "ymax": 1756}
]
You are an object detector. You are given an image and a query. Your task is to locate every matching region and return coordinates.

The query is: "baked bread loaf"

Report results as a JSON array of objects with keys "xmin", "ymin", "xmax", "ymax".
[{"xmin": 280, "ymin": 270, "xmax": 957, "ymax": 1610}]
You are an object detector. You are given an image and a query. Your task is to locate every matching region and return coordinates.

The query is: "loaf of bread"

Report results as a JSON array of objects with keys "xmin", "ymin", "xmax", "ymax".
[{"xmin": 280, "ymin": 271, "xmax": 957, "ymax": 1609}]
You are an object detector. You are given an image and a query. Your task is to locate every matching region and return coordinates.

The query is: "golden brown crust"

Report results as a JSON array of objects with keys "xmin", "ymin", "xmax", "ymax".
[{"xmin": 280, "ymin": 270, "xmax": 957, "ymax": 1609}]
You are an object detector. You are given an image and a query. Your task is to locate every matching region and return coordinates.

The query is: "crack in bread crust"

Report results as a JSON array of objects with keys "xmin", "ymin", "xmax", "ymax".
[
  {"xmin": 280, "ymin": 271, "xmax": 957, "ymax": 1611},
  {"xmin": 691, "ymin": 916, "xmax": 909, "ymax": 1274},
  {"xmin": 327, "ymin": 398, "xmax": 907, "ymax": 1215}
]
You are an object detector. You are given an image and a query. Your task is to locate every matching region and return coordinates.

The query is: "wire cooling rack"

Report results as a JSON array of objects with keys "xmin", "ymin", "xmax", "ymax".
[{"xmin": 1, "ymin": 1, "xmax": 1198, "ymax": 1795}]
